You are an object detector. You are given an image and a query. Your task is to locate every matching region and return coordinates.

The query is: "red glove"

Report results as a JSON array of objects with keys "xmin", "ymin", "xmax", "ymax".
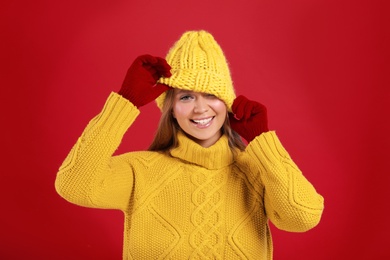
[
  {"xmin": 228, "ymin": 95, "xmax": 269, "ymax": 143},
  {"xmin": 118, "ymin": 54, "xmax": 172, "ymax": 108}
]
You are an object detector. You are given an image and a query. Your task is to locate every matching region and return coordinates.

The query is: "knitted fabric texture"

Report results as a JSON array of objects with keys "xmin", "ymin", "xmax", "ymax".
[
  {"xmin": 157, "ymin": 30, "xmax": 236, "ymax": 111},
  {"xmin": 55, "ymin": 93, "xmax": 324, "ymax": 259}
]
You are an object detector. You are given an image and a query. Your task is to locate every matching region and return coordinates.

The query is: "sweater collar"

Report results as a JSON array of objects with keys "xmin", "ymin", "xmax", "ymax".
[{"xmin": 170, "ymin": 131, "xmax": 235, "ymax": 170}]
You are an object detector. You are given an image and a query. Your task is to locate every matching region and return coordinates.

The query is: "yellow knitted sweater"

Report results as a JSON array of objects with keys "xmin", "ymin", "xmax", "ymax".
[{"xmin": 55, "ymin": 92, "xmax": 324, "ymax": 259}]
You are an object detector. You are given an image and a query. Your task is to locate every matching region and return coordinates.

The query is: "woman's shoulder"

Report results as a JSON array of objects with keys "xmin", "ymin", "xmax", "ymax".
[{"xmin": 233, "ymin": 150, "xmax": 260, "ymax": 172}]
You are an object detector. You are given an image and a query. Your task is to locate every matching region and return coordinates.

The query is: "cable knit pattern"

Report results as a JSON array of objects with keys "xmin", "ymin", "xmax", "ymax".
[
  {"xmin": 189, "ymin": 168, "xmax": 226, "ymax": 258},
  {"xmin": 55, "ymin": 93, "xmax": 324, "ymax": 259}
]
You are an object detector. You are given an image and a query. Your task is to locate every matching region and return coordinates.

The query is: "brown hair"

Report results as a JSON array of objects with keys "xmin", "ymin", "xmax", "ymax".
[{"xmin": 148, "ymin": 89, "xmax": 246, "ymax": 153}]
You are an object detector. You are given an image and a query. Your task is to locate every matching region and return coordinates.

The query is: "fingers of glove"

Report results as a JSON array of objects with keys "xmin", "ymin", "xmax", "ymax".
[
  {"xmin": 127, "ymin": 55, "xmax": 157, "ymax": 77},
  {"xmin": 143, "ymin": 57, "xmax": 171, "ymax": 80},
  {"xmin": 233, "ymin": 95, "xmax": 267, "ymax": 120},
  {"xmin": 231, "ymin": 95, "xmax": 247, "ymax": 119},
  {"xmin": 145, "ymin": 66, "xmax": 160, "ymax": 81},
  {"xmin": 138, "ymin": 54, "xmax": 158, "ymax": 65},
  {"xmin": 242, "ymin": 101, "xmax": 257, "ymax": 120},
  {"xmin": 228, "ymin": 112, "xmax": 235, "ymax": 121},
  {"xmin": 232, "ymin": 95, "xmax": 254, "ymax": 120},
  {"xmin": 229, "ymin": 112, "xmax": 247, "ymax": 129},
  {"xmin": 251, "ymin": 102, "xmax": 267, "ymax": 117},
  {"xmin": 137, "ymin": 55, "xmax": 160, "ymax": 74},
  {"xmin": 151, "ymin": 83, "xmax": 171, "ymax": 97},
  {"xmin": 155, "ymin": 57, "xmax": 172, "ymax": 77},
  {"xmin": 228, "ymin": 113, "xmax": 239, "ymax": 126}
]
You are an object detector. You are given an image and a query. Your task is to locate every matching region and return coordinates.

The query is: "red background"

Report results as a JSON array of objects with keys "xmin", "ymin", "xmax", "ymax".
[{"xmin": 1, "ymin": 0, "xmax": 389, "ymax": 259}]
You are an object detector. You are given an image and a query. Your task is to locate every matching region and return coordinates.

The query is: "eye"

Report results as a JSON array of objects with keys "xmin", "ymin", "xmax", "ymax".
[
  {"xmin": 179, "ymin": 95, "xmax": 194, "ymax": 101},
  {"xmin": 205, "ymin": 93, "xmax": 217, "ymax": 99}
]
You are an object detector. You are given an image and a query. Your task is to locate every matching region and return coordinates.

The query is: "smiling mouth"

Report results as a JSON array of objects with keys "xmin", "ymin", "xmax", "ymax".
[{"xmin": 191, "ymin": 117, "xmax": 214, "ymax": 126}]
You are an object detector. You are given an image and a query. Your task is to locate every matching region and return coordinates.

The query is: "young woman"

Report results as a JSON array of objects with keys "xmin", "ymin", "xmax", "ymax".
[{"xmin": 55, "ymin": 30, "xmax": 324, "ymax": 259}]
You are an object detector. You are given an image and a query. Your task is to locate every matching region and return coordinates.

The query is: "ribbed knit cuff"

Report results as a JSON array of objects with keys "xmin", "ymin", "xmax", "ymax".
[
  {"xmin": 246, "ymin": 131, "xmax": 291, "ymax": 164},
  {"xmin": 88, "ymin": 92, "xmax": 140, "ymax": 139}
]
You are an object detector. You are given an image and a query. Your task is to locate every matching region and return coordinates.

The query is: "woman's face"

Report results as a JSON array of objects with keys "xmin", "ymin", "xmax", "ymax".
[{"xmin": 172, "ymin": 89, "xmax": 227, "ymax": 148}]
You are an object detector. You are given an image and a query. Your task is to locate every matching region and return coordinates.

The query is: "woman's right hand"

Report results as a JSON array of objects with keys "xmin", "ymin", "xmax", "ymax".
[{"xmin": 118, "ymin": 54, "xmax": 172, "ymax": 108}]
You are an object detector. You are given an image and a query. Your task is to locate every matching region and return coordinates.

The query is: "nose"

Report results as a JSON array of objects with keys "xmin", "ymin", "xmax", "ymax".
[{"xmin": 193, "ymin": 96, "xmax": 209, "ymax": 113}]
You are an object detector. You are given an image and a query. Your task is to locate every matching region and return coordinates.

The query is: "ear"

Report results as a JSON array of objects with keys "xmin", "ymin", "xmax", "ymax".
[{"xmin": 172, "ymin": 109, "xmax": 176, "ymax": 118}]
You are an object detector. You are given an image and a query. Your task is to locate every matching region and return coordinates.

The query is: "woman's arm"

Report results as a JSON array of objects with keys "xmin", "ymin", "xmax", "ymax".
[
  {"xmin": 55, "ymin": 55, "xmax": 172, "ymax": 211},
  {"xmin": 55, "ymin": 93, "xmax": 139, "ymax": 211},
  {"xmin": 245, "ymin": 131, "xmax": 324, "ymax": 232}
]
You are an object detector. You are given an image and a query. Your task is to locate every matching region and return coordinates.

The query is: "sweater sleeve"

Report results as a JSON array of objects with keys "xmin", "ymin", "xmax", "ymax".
[
  {"xmin": 245, "ymin": 131, "xmax": 324, "ymax": 232},
  {"xmin": 55, "ymin": 92, "xmax": 140, "ymax": 211}
]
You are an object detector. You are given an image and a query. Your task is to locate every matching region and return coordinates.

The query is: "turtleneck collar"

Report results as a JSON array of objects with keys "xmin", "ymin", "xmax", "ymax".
[{"xmin": 169, "ymin": 131, "xmax": 235, "ymax": 170}]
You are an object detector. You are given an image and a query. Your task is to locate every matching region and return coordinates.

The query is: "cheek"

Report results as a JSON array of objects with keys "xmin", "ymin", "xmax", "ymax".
[
  {"xmin": 211, "ymin": 100, "xmax": 227, "ymax": 114},
  {"xmin": 173, "ymin": 103, "xmax": 191, "ymax": 118}
]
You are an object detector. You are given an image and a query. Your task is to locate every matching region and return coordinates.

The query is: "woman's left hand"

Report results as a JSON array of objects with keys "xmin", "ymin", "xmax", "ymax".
[{"xmin": 228, "ymin": 95, "xmax": 269, "ymax": 143}]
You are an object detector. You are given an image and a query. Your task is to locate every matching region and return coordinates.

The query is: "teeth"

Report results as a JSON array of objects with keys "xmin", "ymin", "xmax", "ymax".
[{"xmin": 193, "ymin": 117, "xmax": 212, "ymax": 125}]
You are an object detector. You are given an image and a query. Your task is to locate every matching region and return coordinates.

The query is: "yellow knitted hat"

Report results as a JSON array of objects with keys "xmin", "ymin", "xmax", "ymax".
[{"xmin": 157, "ymin": 30, "xmax": 235, "ymax": 111}]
